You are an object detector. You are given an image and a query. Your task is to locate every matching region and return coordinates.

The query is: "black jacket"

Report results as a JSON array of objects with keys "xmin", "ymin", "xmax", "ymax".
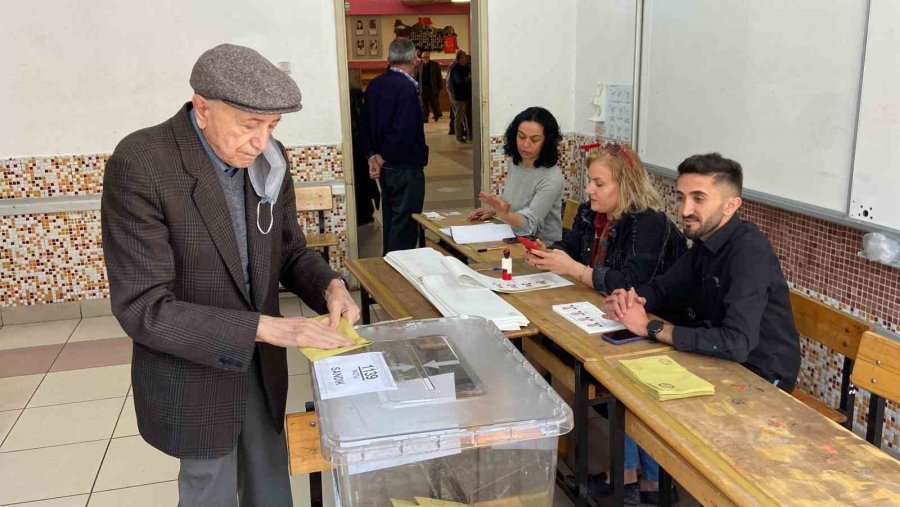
[
  {"xmin": 361, "ymin": 70, "xmax": 429, "ymax": 168},
  {"xmin": 555, "ymin": 202, "xmax": 685, "ymax": 294},
  {"xmin": 448, "ymin": 64, "xmax": 472, "ymax": 101}
]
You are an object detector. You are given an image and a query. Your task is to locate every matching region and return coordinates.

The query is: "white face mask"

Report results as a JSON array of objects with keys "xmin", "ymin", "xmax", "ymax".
[{"xmin": 248, "ymin": 140, "xmax": 287, "ymax": 234}]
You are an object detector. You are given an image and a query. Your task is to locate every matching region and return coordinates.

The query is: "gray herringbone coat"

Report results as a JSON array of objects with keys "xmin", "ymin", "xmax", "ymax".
[{"xmin": 101, "ymin": 103, "xmax": 339, "ymax": 459}]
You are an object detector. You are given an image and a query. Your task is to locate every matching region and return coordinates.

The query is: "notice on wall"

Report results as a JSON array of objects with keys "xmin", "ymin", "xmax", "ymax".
[
  {"xmin": 605, "ymin": 84, "xmax": 633, "ymax": 143},
  {"xmin": 314, "ymin": 352, "xmax": 397, "ymax": 400}
]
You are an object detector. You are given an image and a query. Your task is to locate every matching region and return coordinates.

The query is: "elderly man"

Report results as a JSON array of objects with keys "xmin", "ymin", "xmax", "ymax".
[
  {"xmin": 101, "ymin": 44, "xmax": 359, "ymax": 506},
  {"xmin": 362, "ymin": 38, "xmax": 429, "ymax": 253},
  {"xmin": 415, "ymin": 50, "xmax": 443, "ymax": 123}
]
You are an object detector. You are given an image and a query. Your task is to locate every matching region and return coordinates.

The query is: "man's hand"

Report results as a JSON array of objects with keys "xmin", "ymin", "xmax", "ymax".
[
  {"xmin": 604, "ymin": 288, "xmax": 646, "ymax": 321},
  {"xmin": 325, "ymin": 279, "xmax": 361, "ymax": 329},
  {"xmin": 368, "ymin": 154, "xmax": 385, "ymax": 179},
  {"xmin": 255, "ymin": 315, "xmax": 354, "ymax": 349},
  {"xmin": 604, "ymin": 288, "xmax": 651, "ymax": 336}
]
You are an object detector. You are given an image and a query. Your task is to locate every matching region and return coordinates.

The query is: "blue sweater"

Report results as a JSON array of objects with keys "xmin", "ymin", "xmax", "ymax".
[{"xmin": 361, "ymin": 70, "xmax": 429, "ymax": 168}]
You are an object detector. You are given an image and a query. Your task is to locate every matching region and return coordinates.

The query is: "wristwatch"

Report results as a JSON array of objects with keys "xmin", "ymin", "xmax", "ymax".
[{"xmin": 646, "ymin": 319, "xmax": 664, "ymax": 340}]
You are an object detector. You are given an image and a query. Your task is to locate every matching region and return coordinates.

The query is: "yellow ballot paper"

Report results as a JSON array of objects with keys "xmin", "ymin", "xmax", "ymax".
[
  {"xmin": 414, "ymin": 498, "xmax": 467, "ymax": 507},
  {"xmin": 617, "ymin": 355, "xmax": 715, "ymax": 401},
  {"xmin": 390, "ymin": 499, "xmax": 419, "ymax": 507},
  {"xmin": 298, "ymin": 316, "xmax": 371, "ymax": 362}
]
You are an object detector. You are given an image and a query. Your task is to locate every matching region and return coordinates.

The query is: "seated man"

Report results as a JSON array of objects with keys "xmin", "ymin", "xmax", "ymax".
[
  {"xmin": 604, "ymin": 153, "xmax": 800, "ymax": 505},
  {"xmin": 607, "ymin": 152, "xmax": 800, "ymax": 387}
]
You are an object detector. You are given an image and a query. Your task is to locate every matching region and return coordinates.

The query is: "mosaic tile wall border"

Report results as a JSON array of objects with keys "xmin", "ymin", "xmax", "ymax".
[
  {"xmin": 0, "ymin": 144, "xmax": 350, "ymax": 307},
  {"xmin": 0, "ymin": 145, "xmax": 343, "ymax": 199}
]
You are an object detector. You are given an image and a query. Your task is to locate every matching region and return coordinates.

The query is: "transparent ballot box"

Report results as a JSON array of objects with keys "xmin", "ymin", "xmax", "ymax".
[{"xmin": 311, "ymin": 316, "xmax": 573, "ymax": 507}]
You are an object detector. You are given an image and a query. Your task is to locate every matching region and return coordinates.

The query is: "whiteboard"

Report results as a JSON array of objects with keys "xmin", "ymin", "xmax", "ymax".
[
  {"xmin": 850, "ymin": 0, "xmax": 900, "ymax": 231},
  {"xmin": 637, "ymin": 0, "xmax": 868, "ymax": 213}
]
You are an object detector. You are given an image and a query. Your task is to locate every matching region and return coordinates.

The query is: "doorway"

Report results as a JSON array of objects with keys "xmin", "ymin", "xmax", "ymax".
[{"xmin": 332, "ymin": 0, "xmax": 484, "ymax": 259}]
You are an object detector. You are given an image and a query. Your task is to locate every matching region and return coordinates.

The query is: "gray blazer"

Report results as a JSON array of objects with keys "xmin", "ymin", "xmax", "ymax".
[{"xmin": 101, "ymin": 103, "xmax": 340, "ymax": 459}]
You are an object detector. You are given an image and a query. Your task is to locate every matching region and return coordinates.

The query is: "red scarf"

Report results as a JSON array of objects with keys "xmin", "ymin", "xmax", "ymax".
[{"xmin": 591, "ymin": 213, "xmax": 616, "ymax": 267}]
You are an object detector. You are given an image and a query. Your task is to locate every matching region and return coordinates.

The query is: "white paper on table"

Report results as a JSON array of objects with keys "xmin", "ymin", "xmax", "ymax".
[
  {"xmin": 552, "ymin": 301, "xmax": 626, "ymax": 334},
  {"xmin": 438, "ymin": 227, "xmax": 453, "ymax": 236},
  {"xmin": 313, "ymin": 352, "xmax": 398, "ymax": 400},
  {"xmin": 423, "ymin": 211, "xmax": 443, "ymax": 220},
  {"xmin": 448, "ymin": 223, "xmax": 516, "ymax": 244},
  {"xmin": 441, "ymin": 256, "xmax": 573, "ymax": 293}
]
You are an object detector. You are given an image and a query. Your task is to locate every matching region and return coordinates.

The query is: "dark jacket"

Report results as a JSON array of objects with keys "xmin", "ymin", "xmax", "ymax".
[
  {"xmin": 101, "ymin": 104, "xmax": 340, "ymax": 459},
  {"xmin": 415, "ymin": 60, "xmax": 443, "ymax": 94},
  {"xmin": 448, "ymin": 64, "xmax": 472, "ymax": 101},
  {"xmin": 361, "ymin": 70, "xmax": 429, "ymax": 168},
  {"xmin": 639, "ymin": 215, "xmax": 800, "ymax": 387},
  {"xmin": 555, "ymin": 202, "xmax": 685, "ymax": 294}
]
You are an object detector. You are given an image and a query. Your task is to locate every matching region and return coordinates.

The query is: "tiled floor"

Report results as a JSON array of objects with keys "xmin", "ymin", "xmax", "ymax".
[
  {"xmin": 0, "ymin": 293, "xmax": 349, "ymax": 506},
  {"xmin": 0, "ymin": 293, "xmax": 581, "ymax": 506}
]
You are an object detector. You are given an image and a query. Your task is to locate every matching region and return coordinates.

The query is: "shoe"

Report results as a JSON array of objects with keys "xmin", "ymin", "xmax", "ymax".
[
  {"xmin": 448, "ymin": 130, "xmax": 455, "ymax": 135},
  {"xmin": 456, "ymin": 137, "xmax": 466, "ymax": 143},
  {"xmin": 639, "ymin": 487, "xmax": 679, "ymax": 506},
  {"xmin": 562, "ymin": 474, "xmax": 639, "ymax": 503}
]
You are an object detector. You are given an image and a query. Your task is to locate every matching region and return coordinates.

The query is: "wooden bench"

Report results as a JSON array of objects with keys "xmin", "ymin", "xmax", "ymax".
[
  {"xmin": 286, "ymin": 402, "xmax": 330, "ymax": 506},
  {"xmin": 562, "ymin": 198, "xmax": 580, "ymax": 232},
  {"xmin": 789, "ymin": 290, "xmax": 871, "ymax": 428},
  {"xmin": 295, "ymin": 185, "xmax": 339, "ymax": 263},
  {"xmin": 851, "ymin": 330, "xmax": 900, "ymax": 446}
]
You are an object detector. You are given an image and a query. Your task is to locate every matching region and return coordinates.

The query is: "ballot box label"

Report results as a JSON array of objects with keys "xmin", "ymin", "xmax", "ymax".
[{"xmin": 314, "ymin": 352, "xmax": 398, "ymax": 400}]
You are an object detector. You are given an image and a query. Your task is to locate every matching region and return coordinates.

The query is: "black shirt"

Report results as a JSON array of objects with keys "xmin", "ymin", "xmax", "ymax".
[{"xmin": 638, "ymin": 214, "xmax": 800, "ymax": 387}]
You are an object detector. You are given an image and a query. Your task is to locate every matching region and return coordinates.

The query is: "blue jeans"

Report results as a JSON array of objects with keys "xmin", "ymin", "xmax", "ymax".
[{"xmin": 624, "ymin": 435, "xmax": 659, "ymax": 482}]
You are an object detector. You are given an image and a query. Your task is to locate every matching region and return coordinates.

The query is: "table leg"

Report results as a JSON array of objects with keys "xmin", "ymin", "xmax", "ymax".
[
  {"xmin": 609, "ymin": 398, "xmax": 625, "ymax": 507},
  {"xmin": 658, "ymin": 467, "xmax": 673, "ymax": 507},
  {"xmin": 361, "ymin": 287, "xmax": 372, "ymax": 325},
  {"xmin": 574, "ymin": 362, "xmax": 589, "ymax": 507}
]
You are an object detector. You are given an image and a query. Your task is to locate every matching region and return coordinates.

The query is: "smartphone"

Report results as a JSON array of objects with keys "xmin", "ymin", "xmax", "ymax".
[
  {"xmin": 517, "ymin": 236, "xmax": 540, "ymax": 251},
  {"xmin": 502, "ymin": 237, "xmax": 519, "ymax": 244},
  {"xmin": 601, "ymin": 329, "xmax": 646, "ymax": 345}
]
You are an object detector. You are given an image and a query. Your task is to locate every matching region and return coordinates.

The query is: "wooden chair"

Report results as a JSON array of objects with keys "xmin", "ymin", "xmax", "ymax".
[
  {"xmin": 851, "ymin": 330, "xmax": 900, "ymax": 446},
  {"xmin": 562, "ymin": 199, "xmax": 580, "ymax": 232},
  {"xmin": 295, "ymin": 185, "xmax": 339, "ymax": 263},
  {"xmin": 789, "ymin": 291, "xmax": 871, "ymax": 428},
  {"xmin": 286, "ymin": 401, "xmax": 331, "ymax": 506}
]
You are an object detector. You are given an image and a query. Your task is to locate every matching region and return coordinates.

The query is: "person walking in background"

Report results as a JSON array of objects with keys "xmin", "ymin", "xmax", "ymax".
[
  {"xmin": 448, "ymin": 51, "xmax": 472, "ymax": 142},
  {"xmin": 362, "ymin": 38, "xmax": 429, "ymax": 254},
  {"xmin": 446, "ymin": 50, "xmax": 466, "ymax": 137},
  {"xmin": 416, "ymin": 50, "xmax": 443, "ymax": 123}
]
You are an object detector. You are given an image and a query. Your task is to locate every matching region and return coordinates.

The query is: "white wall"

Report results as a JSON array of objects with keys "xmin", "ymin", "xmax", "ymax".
[
  {"xmin": 573, "ymin": 0, "xmax": 637, "ymax": 135},
  {"xmin": 487, "ymin": 0, "xmax": 577, "ymax": 135},
  {"xmin": 0, "ymin": 0, "xmax": 343, "ymax": 157}
]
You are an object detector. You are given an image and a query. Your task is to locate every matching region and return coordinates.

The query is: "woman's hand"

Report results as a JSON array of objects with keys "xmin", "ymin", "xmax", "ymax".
[
  {"xmin": 477, "ymin": 192, "xmax": 511, "ymax": 217},
  {"xmin": 467, "ymin": 207, "xmax": 496, "ymax": 221},
  {"xmin": 526, "ymin": 245, "xmax": 583, "ymax": 278}
]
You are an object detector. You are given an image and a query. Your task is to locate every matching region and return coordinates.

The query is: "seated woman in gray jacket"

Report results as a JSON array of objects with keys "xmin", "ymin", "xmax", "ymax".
[{"xmin": 468, "ymin": 107, "xmax": 564, "ymax": 243}]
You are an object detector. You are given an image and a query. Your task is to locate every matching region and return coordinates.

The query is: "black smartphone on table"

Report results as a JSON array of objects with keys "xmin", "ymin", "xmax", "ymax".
[{"xmin": 601, "ymin": 329, "xmax": 646, "ymax": 345}]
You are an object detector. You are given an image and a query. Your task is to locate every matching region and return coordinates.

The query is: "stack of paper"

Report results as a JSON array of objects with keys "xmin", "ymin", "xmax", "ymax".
[
  {"xmin": 385, "ymin": 248, "xmax": 533, "ymax": 330},
  {"xmin": 617, "ymin": 355, "xmax": 715, "ymax": 401},
  {"xmin": 447, "ymin": 223, "xmax": 516, "ymax": 244},
  {"xmin": 552, "ymin": 302, "xmax": 625, "ymax": 334}
]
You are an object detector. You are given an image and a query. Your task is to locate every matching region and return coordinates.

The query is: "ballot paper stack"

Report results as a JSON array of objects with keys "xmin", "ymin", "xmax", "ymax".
[
  {"xmin": 384, "ymin": 248, "xmax": 530, "ymax": 331},
  {"xmin": 617, "ymin": 355, "xmax": 715, "ymax": 401}
]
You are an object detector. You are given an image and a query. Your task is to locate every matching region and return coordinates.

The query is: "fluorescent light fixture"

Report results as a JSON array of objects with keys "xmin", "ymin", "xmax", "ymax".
[{"xmin": 451, "ymin": 0, "xmax": 471, "ymax": 3}]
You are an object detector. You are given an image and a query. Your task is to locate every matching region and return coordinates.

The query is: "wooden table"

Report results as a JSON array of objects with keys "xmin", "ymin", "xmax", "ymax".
[
  {"xmin": 587, "ymin": 352, "xmax": 900, "ymax": 506},
  {"xmin": 503, "ymin": 280, "xmax": 671, "ymax": 507},
  {"xmin": 345, "ymin": 257, "xmax": 539, "ymax": 340},
  {"xmin": 413, "ymin": 207, "xmax": 528, "ymax": 264}
]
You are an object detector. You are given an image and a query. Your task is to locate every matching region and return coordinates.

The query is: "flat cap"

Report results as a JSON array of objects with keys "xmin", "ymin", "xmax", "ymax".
[{"xmin": 190, "ymin": 43, "xmax": 302, "ymax": 114}]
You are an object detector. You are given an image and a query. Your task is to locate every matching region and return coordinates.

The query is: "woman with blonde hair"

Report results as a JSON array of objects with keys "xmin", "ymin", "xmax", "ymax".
[
  {"xmin": 527, "ymin": 142, "xmax": 684, "ymax": 504},
  {"xmin": 528, "ymin": 142, "xmax": 684, "ymax": 294}
]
